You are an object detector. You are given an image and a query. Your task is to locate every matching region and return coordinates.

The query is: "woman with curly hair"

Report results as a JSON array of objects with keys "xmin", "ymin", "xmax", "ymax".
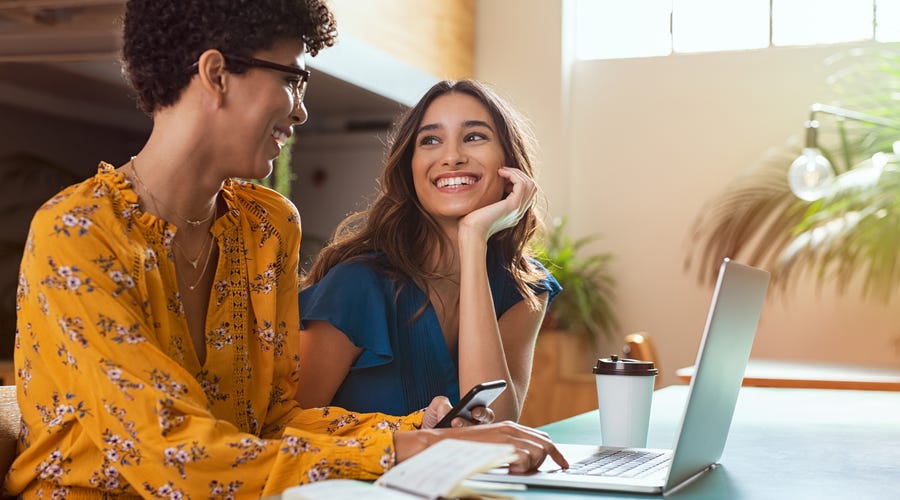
[
  {"xmin": 9, "ymin": 2, "xmax": 564, "ymax": 498},
  {"xmin": 296, "ymin": 80, "xmax": 561, "ymax": 421}
]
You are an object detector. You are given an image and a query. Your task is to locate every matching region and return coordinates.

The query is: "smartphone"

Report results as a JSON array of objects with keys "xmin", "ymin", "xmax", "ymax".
[{"xmin": 435, "ymin": 380, "xmax": 507, "ymax": 428}]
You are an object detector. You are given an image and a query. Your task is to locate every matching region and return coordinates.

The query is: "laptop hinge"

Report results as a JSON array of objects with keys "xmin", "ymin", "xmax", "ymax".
[{"xmin": 663, "ymin": 463, "xmax": 718, "ymax": 496}]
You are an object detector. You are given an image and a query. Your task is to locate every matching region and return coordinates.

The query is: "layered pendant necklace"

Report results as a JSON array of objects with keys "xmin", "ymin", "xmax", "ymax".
[
  {"xmin": 130, "ymin": 156, "xmax": 217, "ymax": 227},
  {"xmin": 177, "ymin": 236, "xmax": 216, "ymax": 291},
  {"xmin": 129, "ymin": 157, "xmax": 218, "ymax": 291},
  {"xmin": 173, "ymin": 234, "xmax": 211, "ymax": 270},
  {"xmin": 173, "ymin": 233, "xmax": 215, "ymax": 291}
]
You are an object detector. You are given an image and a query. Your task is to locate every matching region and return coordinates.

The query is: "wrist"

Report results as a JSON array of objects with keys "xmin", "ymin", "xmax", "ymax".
[
  {"xmin": 458, "ymin": 217, "xmax": 490, "ymax": 243},
  {"xmin": 393, "ymin": 428, "xmax": 440, "ymax": 463},
  {"xmin": 457, "ymin": 227, "xmax": 489, "ymax": 255}
]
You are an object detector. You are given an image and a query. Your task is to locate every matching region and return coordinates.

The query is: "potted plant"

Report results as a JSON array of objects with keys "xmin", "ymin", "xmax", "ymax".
[
  {"xmin": 686, "ymin": 45, "xmax": 899, "ymax": 303},
  {"xmin": 531, "ymin": 217, "xmax": 619, "ymax": 350}
]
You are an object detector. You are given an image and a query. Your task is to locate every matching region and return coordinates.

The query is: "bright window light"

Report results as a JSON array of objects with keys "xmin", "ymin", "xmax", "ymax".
[
  {"xmin": 574, "ymin": 0, "xmax": 891, "ymax": 61},
  {"xmin": 772, "ymin": 0, "xmax": 873, "ymax": 46},
  {"xmin": 575, "ymin": 0, "xmax": 672, "ymax": 60},
  {"xmin": 673, "ymin": 0, "xmax": 769, "ymax": 53},
  {"xmin": 876, "ymin": 0, "xmax": 900, "ymax": 42}
]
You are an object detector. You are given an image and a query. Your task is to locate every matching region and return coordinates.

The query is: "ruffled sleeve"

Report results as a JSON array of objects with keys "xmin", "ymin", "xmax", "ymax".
[
  {"xmin": 528, "ymin": 257, "xmax": 562, "ymax": 302},
  {"xmin": 490, "ymin": 255, "xmax": 562, "ymax": 318},
  {"xmin": 300, "ymin": 259, "xmax": 395, "ymax": 370}
]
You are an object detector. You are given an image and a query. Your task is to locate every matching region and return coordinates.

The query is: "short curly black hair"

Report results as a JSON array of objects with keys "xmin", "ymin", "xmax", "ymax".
[{"xmin": 122, "ymin": 0, "xmax": 337, "ymax": 115}]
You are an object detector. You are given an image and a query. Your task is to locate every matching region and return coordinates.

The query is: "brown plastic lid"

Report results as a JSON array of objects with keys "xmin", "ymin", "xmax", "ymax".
[{"xmin": 593, "ymin": 354, "xmax": 658, "ymax": 376}]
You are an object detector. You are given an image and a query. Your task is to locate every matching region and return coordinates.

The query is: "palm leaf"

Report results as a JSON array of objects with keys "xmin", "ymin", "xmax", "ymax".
[{"xmin": 687, "ymin": 44, "xmax": 900, "ymax": 303}]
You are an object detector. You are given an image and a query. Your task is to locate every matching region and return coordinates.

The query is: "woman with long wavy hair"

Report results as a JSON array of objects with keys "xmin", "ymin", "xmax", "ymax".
[
  {"xmin": 296, "ymin": 79, "xmax": 561, "ymax": 422},
  {"xmin": 9, "ymin": 4, "xmax": 566, "ymax": 494}
]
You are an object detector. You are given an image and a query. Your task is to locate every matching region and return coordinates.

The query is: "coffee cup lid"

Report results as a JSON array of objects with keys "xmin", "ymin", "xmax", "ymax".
[{"xmin": 593, "ymin": 354, "xmax": 658, "ymax": 376}]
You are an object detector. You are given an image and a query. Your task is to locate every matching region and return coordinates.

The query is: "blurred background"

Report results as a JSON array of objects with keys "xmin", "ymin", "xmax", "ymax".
[{"xmin": 1, "ymin": 0, "xmax": 897, "ymax": 423}]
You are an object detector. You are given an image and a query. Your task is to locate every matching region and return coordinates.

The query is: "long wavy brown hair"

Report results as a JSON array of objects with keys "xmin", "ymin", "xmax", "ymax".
[{"xmin": 304, "ymin": 79, "xmax": 547, "ymax": 311}]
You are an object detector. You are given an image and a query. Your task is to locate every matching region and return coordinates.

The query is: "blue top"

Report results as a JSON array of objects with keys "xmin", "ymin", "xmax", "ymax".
[{"xmin": 299, "ymin": 251, "xmax": 561, "ymax": 416}]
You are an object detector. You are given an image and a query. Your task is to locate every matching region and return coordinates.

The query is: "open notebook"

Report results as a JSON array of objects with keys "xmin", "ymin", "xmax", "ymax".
[
  {"xmin": 475, "ymin": 258, "xmax": 770, "ymax": 494},
  {"xmin": 281, "ymin": 439, "xmax": 520, "ymax": 500}
]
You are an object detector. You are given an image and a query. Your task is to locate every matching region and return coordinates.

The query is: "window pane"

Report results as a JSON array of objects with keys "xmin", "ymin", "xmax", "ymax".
[
  {"xmin": 576, "ymin": 0, "xmax": 672, "ymax": 60},
  {"xmin": 673, "ymin": 0, "xmax": 769, "ymax": 53},
  {"xmin": 773, "ymin": 0, "xmax": 873, "ymax": 46},
  {"xmin": 877, "ymin": 0, "xmax": 900, "ymax": 41}
]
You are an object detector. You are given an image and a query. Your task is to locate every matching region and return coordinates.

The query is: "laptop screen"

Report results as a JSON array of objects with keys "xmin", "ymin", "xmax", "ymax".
[{"xmin": 664, "ymin": 259, "xmax": 770, "ymax": 490}]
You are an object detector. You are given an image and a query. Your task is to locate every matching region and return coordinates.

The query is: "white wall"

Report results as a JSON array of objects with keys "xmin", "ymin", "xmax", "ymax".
[
  {"xmin": 291, "ymin": 131, "xmax": 388, "ymax": 269},
  {"xmin": 477, "ymin": 0, "xmax": 900, "ymax": 386},
  {"xmin": 474, "ymin": 0, "xmax": 570, "ymax": 215}
]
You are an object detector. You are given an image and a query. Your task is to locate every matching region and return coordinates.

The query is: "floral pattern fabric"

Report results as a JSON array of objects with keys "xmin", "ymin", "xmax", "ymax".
[{"xmin": 8, "ymin": 164, "xmax": 420, "ymax": 499}]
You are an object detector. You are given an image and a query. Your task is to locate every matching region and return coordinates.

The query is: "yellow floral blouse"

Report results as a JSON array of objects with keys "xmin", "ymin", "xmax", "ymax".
[{"xmin": 9, "ymin": 164, "xmax": 421, "ymax": 499}]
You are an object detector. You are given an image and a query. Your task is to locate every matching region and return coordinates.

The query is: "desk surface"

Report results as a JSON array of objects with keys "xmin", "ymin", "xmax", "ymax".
[
  {"xmin": 676, "ymin": 358, "xmax": 900, "ymax": 391},
  {"xmin": 512, "ymin": 385, "xmax": 900, "ymax": 499}
]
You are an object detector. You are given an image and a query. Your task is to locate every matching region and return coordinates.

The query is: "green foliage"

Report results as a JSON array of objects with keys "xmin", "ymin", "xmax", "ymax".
[
  {"xmin": 250, "ymin": 134, "xmax": 296, "ymax": 198},
  {"xmin": 531, "ymin": 217, "xmax": 618, "ymax": 349},
  {"xmin": 688, "ymin": 44, "xmax": 900, "ymax": 303}
]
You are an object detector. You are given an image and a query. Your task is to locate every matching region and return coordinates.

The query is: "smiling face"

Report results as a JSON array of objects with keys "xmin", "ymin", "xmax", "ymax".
[
  {"xmin": 219, "ymin": 38, "xmax": 308, "ymax": 180},
  {"xmin": 411, "ymin": 92, "xmax": 508, "ymax": 227}
]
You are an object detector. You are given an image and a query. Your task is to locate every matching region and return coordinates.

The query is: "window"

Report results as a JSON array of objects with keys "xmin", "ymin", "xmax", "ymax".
[
  {"xmin": 876, "ymin": 0, "xmax": 900, "ymax": 42},
  {"xmin": 673, "ymin": 0, "xmax": 769, "ymax": 53},
  {"xmin": 772, "ymin": 0, "xmax": 872, "ymax": 46},
  {"xmin": 576, "ymin": 0, "xmax": 900, "ymax": 60},
  {"xmin": 575, "ymin": 0, "xmax": 672, "ymax": 60}
]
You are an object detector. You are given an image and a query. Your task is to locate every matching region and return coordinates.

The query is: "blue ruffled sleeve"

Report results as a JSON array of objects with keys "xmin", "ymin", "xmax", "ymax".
[
  {"xmin": 528, "ymin": 257, "xmax": 562, "ymax": 302},
  {"xmin": 489, "ymin": 255, "xmax": 562, "ymax": 318},
  {"xmin": 299, "ymin": 260, "xmax": 395, "ymax": 370}
]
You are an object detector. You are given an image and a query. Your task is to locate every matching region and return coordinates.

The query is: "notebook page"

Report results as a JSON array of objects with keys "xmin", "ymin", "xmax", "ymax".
[
  {"xmin": 281, "ymin": 479, "xmax": 420, "ymax": 499},
  {"xmin": 375, "ymin": 439, "xmax": 517, "ymax": 499}
]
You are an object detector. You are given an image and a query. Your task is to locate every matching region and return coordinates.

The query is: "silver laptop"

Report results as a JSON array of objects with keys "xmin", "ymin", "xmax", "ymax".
[{"xmin": 476, "ymin": 258, "xmax": 770, "ymax": 494}]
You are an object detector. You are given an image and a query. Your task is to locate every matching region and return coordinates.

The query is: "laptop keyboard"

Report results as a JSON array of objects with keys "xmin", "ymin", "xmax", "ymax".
[{"xmin": 557, "ymin": 449, "xmax": 671, "ymax": 478}]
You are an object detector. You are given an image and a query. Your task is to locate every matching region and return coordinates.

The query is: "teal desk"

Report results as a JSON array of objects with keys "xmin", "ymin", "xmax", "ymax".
[{"xmin": 515, "ymin": 386, "xmax": 900, "ymax": 499}]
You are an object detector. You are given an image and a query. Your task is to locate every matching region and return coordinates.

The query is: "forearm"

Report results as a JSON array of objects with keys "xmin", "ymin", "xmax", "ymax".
[
  {"xmin": 456, "ymin": 232, "xmax": 520, "ymax": 421},
  {"xmin": 393, "ymin": 428, "xmax": 440, "ymax": 463},
  {"xmin": 294, "ymin": 323, "xmax": 360, "ymax": 408}
]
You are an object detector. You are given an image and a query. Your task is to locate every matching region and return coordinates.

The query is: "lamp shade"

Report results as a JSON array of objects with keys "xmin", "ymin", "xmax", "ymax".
[{"xmin": 788, "ymin": 147, "xmax": 835, "ymax": 201}]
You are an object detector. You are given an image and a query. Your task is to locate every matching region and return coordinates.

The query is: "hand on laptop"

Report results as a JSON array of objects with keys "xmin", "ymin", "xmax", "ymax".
[
  {"xmin": 441, "ymin": 421, "xmax": 569, "ymax": 474},
  {"xmin": 396, "ymin": 406, "xmax": 569, "ymax": 473}
]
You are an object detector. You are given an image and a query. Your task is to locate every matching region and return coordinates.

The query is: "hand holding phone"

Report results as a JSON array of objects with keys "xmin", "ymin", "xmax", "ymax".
[{"xmin": 435, "ymin": 380, "xmax": 507, "ymax": 428}]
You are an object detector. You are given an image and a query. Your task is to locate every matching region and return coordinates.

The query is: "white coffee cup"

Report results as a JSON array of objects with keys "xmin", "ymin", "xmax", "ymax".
[{"xmin": 593, "ymin": 354, "xmax": 658, "ymax": 448}]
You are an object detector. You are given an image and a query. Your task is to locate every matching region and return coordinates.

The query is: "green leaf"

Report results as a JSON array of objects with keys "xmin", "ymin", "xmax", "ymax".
[
  {"xmin": 531, "ymin": 217, "xmax": 619, "ymax": 348},
  {"xmin": 687, "ymin": 44, "xmax": 900, "ymax": 303}
]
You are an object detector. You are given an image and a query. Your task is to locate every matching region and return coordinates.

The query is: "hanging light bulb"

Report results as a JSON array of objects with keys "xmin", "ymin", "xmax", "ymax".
[
  {"xmin": 788, "ymin": 148, "xmax": 835, "ymax": 201},
  {"xmin": 787, "ymin": 120, "xmax": 835, "ymax": 201}
]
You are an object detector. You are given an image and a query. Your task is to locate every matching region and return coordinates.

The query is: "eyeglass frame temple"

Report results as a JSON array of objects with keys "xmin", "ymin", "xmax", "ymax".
[{"xmin": 186, "ymin": 55, "xmax": 311, "ymax": 101}]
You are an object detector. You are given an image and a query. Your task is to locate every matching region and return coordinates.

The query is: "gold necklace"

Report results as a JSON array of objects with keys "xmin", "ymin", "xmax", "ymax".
[
  {"xmin": 129, "ymin": 157, "xmax": 216, "ymax": 228},
  {"xmin": 128, "ymin": 157, "xmax": 216, "ymax": 291},
  {"xmin": 180, "ymin": 236, "xmax": 216, "ymax": 291},
  {"xmin": 172, "ymin": 232, "xmax": 212, "ymax": 269}
]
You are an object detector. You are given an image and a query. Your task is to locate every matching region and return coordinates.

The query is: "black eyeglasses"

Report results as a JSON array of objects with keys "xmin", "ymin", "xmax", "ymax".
[{"xmin": 190, "ymin": 54, "xmax": 311, "ymax": 105}]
